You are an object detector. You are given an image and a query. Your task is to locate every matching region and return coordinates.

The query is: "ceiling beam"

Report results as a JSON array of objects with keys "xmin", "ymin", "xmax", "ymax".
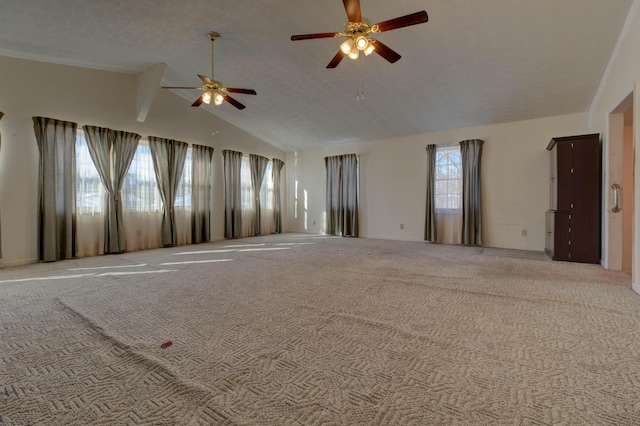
[{"xmin": 136, "ymin": 63, "xmax": 166, "ymax": 122}]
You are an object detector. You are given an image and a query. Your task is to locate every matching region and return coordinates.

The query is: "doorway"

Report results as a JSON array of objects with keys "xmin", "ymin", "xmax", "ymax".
[{"xmin": 606, "ymin": 94, "xmax": 634, "ymax": 276}]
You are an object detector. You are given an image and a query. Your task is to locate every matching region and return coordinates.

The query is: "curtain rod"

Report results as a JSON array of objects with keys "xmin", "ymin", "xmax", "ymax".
[{"xmin": 428, "ymin": 143, "xmax": 459, "ymax": 148}]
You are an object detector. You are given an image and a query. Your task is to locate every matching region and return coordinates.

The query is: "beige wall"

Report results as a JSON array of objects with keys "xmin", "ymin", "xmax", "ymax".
[
  {"xmin": 0, "ymin": 55, "xmax": 284, "ymax": 266},
  {"xmin": 588, "ymin": 0, "xmax": 640, "ymax": 291},
  {"xmin": 286, "ymin": 113, "xmax": 588, "ymax": 251}
]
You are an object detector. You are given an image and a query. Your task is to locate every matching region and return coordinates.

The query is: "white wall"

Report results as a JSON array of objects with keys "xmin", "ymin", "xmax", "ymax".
[
  {"xmin": 588, "ymin": 0, "xmax": 640, "ymax": 291},
  {"xmin": 0, "ymin": 55, "xmax": 284, "ymax": 266},
  {"xmin": 286, "ymin": 113, "xmax": 588, "ymax": 251},
  {"xmin": 8, "ymin": 0, "xmax": 640, "ymax": 267}
]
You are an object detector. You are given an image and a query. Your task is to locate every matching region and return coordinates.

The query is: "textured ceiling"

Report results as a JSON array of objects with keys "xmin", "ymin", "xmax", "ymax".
[{"xmin": 0, "ymin": 0, "xmax": 633, "ymax": 151}]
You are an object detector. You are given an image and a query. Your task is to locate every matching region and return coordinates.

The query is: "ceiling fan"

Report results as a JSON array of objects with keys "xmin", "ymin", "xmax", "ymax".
[
  {"xmin": 291, "ymin": 0, "xmax": 428, "ymax": 68},
  {"xmin": 161, "ymin": 32, "xmax": 256, "ymax": 109}
]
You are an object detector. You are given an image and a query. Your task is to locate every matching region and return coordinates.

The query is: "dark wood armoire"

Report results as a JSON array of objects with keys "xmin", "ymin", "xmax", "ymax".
[{"xmin": 545, "ymin": 133, "xmax": 601, "ymax": 263}]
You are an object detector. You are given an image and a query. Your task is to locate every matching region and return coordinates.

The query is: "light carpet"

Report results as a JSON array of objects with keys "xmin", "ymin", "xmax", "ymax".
[{"xmin": 0, "ymin": 234, "xmax": 638, "ymax": 425}]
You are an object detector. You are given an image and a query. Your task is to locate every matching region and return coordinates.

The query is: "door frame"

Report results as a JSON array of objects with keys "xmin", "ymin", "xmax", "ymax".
[{"xmin": 604, "ymin": 89, "xmax": 635, "ymax": 285}]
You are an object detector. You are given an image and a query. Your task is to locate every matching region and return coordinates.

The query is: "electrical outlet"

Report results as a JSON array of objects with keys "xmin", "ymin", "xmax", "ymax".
[
  {"xmin": 400, "ymin": 224, "xmax": 404, "ymax": 230},
  {"xmin": 521, "ymin": 229, "xmax": 527, "ymax": 236}
]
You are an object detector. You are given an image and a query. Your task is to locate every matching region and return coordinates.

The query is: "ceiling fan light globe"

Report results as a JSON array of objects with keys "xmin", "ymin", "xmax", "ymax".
[
  {"xmin": 202, "ymin": 91, "xmax": 212, "ymax": 104},
  {"xmin": 348, "ymin": 49, "xmax": 359, "ymax": 60},
  {"xmin": 213, "ymin": 92, "xmax": 224, "ymax": 106},
  {"xmin": 355, "ymin": 36, "xmax": 368, "ymax": 50},
  {"xmin": 364, "ymin": 42, "xmax": 375, "ymax": 56},
  {"xmin": 340, "ymin": 39, "xmax": 353, "ymax": 54}
]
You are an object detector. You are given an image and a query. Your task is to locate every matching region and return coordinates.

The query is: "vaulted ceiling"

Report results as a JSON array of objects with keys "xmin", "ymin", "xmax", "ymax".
[{"xmin": 0, "ymin": 0, "xmax": 633, "ymax": 151}]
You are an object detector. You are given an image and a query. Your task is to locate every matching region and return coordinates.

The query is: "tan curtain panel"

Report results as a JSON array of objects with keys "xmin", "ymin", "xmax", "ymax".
[
  {"xmin": 111, "ymin": 130, "xmax": 142, "ymax": 249},
  {"xmin": 191, "ymin": 144, "xmax": 214, "ymax": 244},
  {"xmin": 460, "ymin": 139, "xmax": 484, "ymax": 245},
  {"xmin": 148, "ymin": 136, "xmax": 188, "ymax": 247},
  {"xmin": 0, "ymin": 112, "xmax": 3, "ymax": 260},
  {"xmin": 325, "ymin": 153, "xmax": 359, "ymax": 237},
  {"xmin": 249, "ymin": 154, "xmax": 269, "ymax": 235},
  {"xmin": 424, "ymin": 145, "xmax": 437, "ymax": 242},
  {"xmin": 83, "ymin": 125, "xmax": 141, "ymax": 253},
  {"xmin": 272, "ymin": 158, "xmax": 285, "ymax": 234},
  {"xmin": 223, "ymin": 150, "xmax": 243, "ymax": 239},
  {"xmin": 33, "ymin": 117, "xmax": 78, "ymax": 261}
]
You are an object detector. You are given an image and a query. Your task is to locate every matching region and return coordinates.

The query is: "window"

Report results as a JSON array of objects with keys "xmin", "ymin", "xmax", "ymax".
[
  {"xmin": 435, "ymin": 145, "xmax": 462, "ymax": 210},
  {"xmin": 74, "ymin": 133, "xmax": 196, "ymax": 254},
  {"xmin": 76, "ymin": 130, "xmax": 105, "ymax": 215},
  {"xmin": 240, "ymin": 156, "xmax": 256, "ymax": 237},
  {"xmin": 174, "ymin": 147, "xmax": 192, "ymax": 210},
  {"xmin": 240, "ymin": 156, "xmax": 254, "ymax": 215},
  {"xmin": 259, "ymin": 160, "xmax": 274, "ymax": 212},
  {"xmin": 239, "ymin": 156, "xmax": 275, "ymax": 236},
  {"xmin": 77, "ymin": 135, "xmax": 194, "ymax": 214},
  {"xmin": 259, "ymin": 161, "xmax": 275, "ymax": 234},
  {"xmin": 120, "ymin": 140, "xmax": 162, "ymax": 212}
]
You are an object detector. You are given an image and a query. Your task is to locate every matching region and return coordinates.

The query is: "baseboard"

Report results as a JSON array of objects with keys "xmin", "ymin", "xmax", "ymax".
[
  {"xmin": 0, "ymin": 257, "xmax": 39, "ymax": 268},
  {"xmin": 632, "ymin": 280, "xmax": 640, "ymax": 295}
]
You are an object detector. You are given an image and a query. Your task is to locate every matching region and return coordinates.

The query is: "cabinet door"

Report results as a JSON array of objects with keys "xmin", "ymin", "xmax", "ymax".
[
  {"xmin": 545, "ymin": 211, "xmax": 554, "ymax": 257},
  {"xmin": 571, "ymin": 137, "xmax": 600, "ymax": 212},
  {"xmin": 549, "ymin": 149, "xmax": 558, "ymax": 210},
  {"xmin": 555, "ymin": 142, "xmax": 573, "ymax": 211},
  {"xmin": 569, "ymin": 211, "xmax": 600, "ymax": 263},
  {"xmin": 553, "ymin": 212, "xmax": 570, "ymax": 261}
]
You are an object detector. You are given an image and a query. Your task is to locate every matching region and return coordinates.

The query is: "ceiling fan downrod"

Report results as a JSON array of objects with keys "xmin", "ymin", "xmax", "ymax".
[{"xmin": 208, "ymin": 32, "xmax": 220, "ymax": 80}]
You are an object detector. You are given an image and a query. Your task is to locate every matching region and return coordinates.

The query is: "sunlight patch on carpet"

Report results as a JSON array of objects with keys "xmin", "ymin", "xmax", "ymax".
[
  {"xmin": 68, "ymin": 263, "xmax": 148, "ymax": 271},
  {"xmin": 96, "ymin": 270, "xmax": 176, "ymax": 276},
  {"xmin": 161, "ymin": 259, "xmax": 233, "ymax": 265},
  {"xmin": 0, "ymin": 273, "xmax": 95, "ymax": 283}
]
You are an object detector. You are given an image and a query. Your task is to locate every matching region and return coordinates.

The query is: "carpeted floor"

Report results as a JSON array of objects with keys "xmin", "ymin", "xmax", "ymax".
[{"xmin": 0, "ymin": 234, "xmax": 637, "ymax": 425}]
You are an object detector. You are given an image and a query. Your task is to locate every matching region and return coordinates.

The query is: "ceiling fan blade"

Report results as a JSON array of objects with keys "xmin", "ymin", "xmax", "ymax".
[
  {"xmin": 225, "ymin": 88, "xmax": 257, "ymax": 95},
  {"xmin": 370, "ymin": 38, "xmax": 402, "ymax": 63},
  {"xmin": 327, "ymin": 50, "xmax": 346, "ymax": 69},
  {"xmin": 198, "ymin": 74, "xmax": 214, "ymax": 85},
  {"xmin": 223, "ymin": 95, "xmax": 246, "ymax": 110},
  {"xmin": 162, "ymin": 86, "xmax": 201, "ymax": 89},
  {"xmin": 343, "ymin": 0, "xmax": 362, "ymax": 23},
  {"xmin": 375, "ymin": 10, "xmax": 428, "ymax": 32},
  {"xmin": 191, "ymin": 96, "xmax": 204, "ymax": 107},
  {"xmin": 291, "ymin": 32, "xmax": 339, "ymax": 41}
]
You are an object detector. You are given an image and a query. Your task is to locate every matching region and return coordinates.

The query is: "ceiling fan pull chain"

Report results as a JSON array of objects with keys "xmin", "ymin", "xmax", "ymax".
[
  {"xmin": 360, "ymin": 54, "xmax": 365, "ymax": 100},
  {"xmin": 355, "ymin": 54, "xmax": 365, "ymax": 101},
  {"xmin": 355, "ymin": 54, "xmax": 360, "ymax": 101},
  {"xmin": 355, "ymin": 59, "xmax": 360, "ymax": 101}
]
